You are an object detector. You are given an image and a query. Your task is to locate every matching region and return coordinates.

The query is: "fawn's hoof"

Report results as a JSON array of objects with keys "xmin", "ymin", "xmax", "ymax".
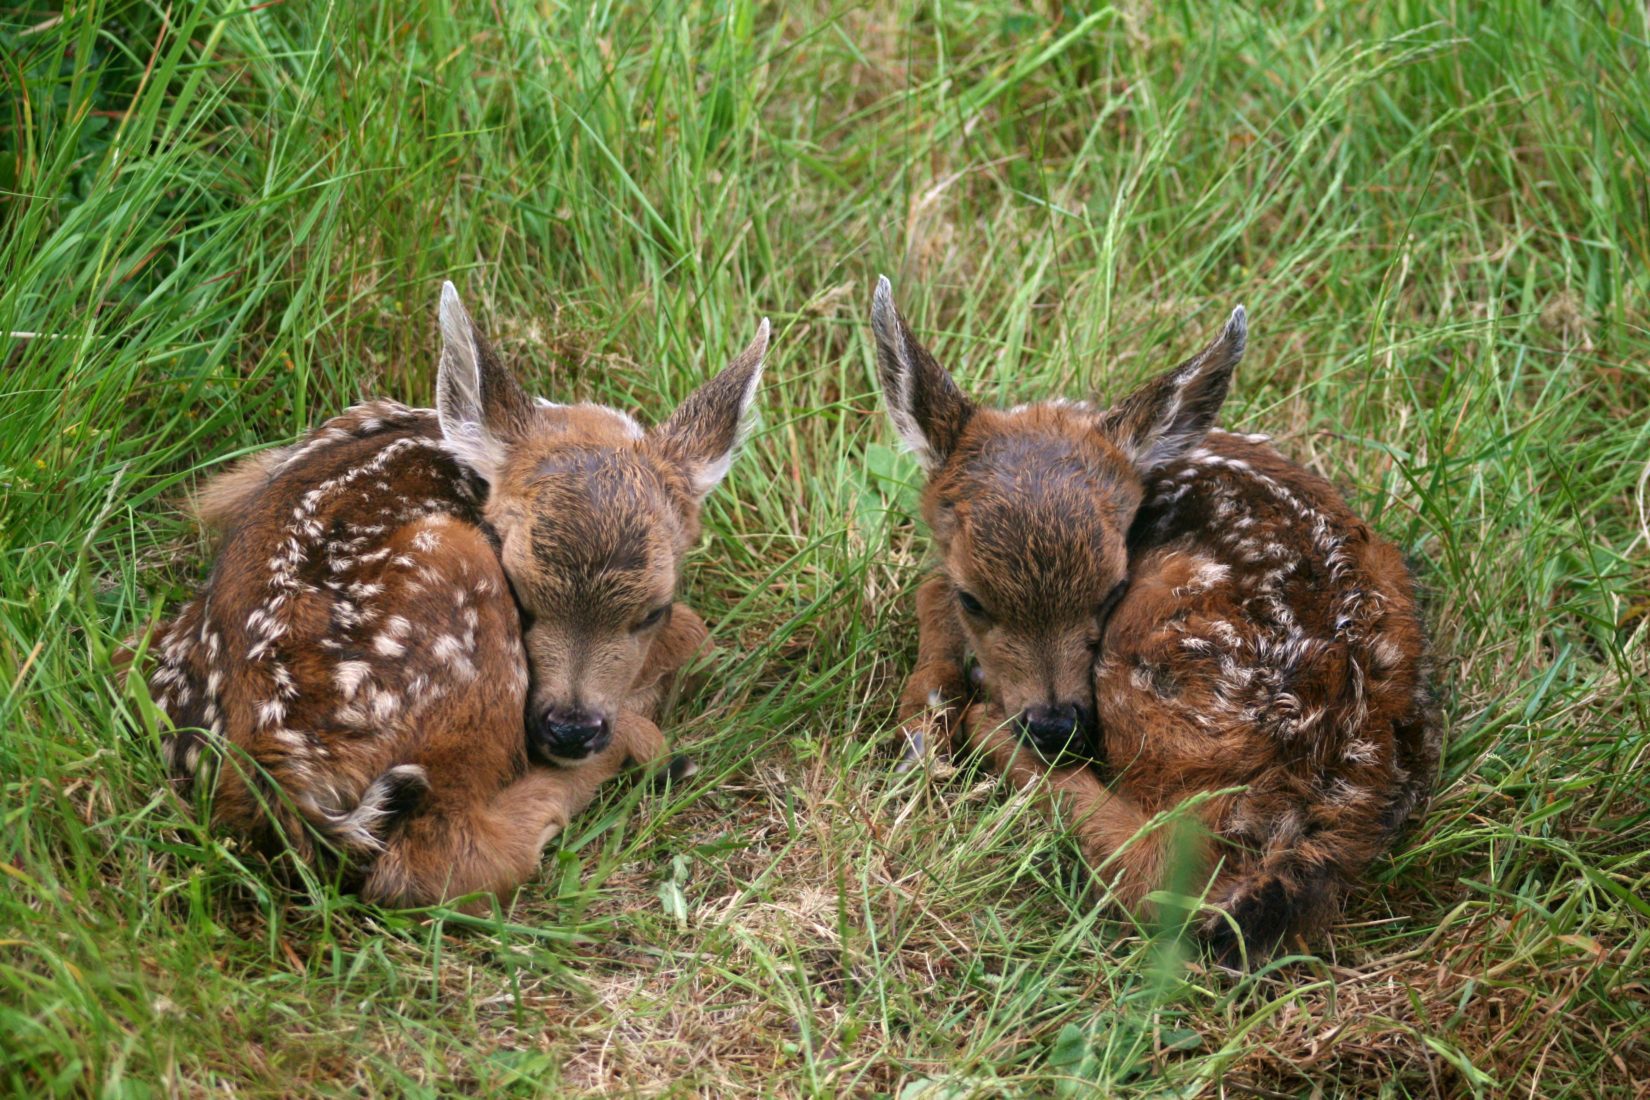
[{"xmin": 653, "ymin": 754, "xmax": 698, "ymax": 788}]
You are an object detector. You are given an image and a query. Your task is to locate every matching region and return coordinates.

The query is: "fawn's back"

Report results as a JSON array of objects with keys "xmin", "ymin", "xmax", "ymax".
[
  {"xmin": 1098, "ymin": 427, "xmax": 1439, "ymax": 950},
  {"xmin": 151, "ymin": 401, "xmax": 531, "ymax": 860}
]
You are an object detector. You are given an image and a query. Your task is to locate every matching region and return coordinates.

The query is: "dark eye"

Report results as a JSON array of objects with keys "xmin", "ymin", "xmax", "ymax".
[
  {"xmin": 505, "ymin": 578, "xmax": 536, "ymax": 630},
  {"xmin": 1098, "ymin": 578, "xmax": 1129, "ymax": 621},
  {"xmin": 634, "ymin": 604, "xmax": 672, "ymax": 633},
  {"xmin": 956, "ymin": 589, "xmax": 988, "ymax": 618}
]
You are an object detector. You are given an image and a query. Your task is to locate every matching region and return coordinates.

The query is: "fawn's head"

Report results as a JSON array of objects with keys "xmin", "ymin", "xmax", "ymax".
[
  {"xmin": 436, "ymin": 283, "xmax": 767, "ymax": 764},
  {"xmin": 871, "ymin": 277, "xmax": 1245, "ymax": 758}
]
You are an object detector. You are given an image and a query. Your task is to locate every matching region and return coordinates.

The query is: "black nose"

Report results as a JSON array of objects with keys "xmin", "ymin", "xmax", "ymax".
[
  {"xmin": 1016, "ymin": 703, "xmax": 1084, "ymax": 756},
  {"xmin": 530, "ymin": 706, "xmax": 611, "ymax": 762}
]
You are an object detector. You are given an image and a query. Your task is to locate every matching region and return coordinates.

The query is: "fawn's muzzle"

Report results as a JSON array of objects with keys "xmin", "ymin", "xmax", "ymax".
[
  {"xmin": 1016, "ymin": 702, "xmax": 1089, "ymax": 758},
  {"xmin": 529, "ymin": 705, "xmax": 612, "ymax": 762}
]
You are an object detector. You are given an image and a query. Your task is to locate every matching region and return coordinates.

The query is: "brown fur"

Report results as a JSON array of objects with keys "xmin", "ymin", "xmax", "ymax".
[
  {"xmin": 873, "ymin": 277, "xmax": 1440, "ymax": 963},
  {"xmin": 144, "ymin": 284, "xmax": 766, "ymax": 906}
]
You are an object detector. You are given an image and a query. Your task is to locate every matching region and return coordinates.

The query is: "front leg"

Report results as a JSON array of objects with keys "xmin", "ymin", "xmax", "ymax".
[
  {"xmin": 896, "ymin": 572, "xmax": 976, "ymax": 769},
  {"xmin": 958, "ymin": 701, "xmax": 1205, "ymax": 916},
  {"xmin": 526, "ymin": 710, "xmax": 672, "ymax": 849}
]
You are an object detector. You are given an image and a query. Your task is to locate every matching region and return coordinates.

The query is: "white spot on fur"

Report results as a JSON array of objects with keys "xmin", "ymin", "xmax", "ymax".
[
  {"xmin": 431, "ymin": 634, "xmax": 478, "ymax": 680},
  {"xmin": 334, "ymin": 660, "xmax": 372, "ymax": 698},
  {"xmin": 1343, "ymin": 739, "xmax": 1379, "ymax": 765},
  {"xmin": 1190, "ymin": 558, "xmax": 1229, "ymax": 591},
  {"xmin": 271, "ymin": 726, "xmax": 306, "ymax": 749},
  {"xmin": 1371, "ymin": 637, "xmax": 1403, "ymax": 672},
  {"xmin": 369, "ymin": 688, "xmax": 400, "ymax": 723}
]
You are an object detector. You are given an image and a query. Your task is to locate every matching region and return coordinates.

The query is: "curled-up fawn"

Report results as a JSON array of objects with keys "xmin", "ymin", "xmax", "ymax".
[
  {"xmin": 872, "ymin": 277, "xmax": 1438, "ymax": 962},
  {"xmin": 145, "ymin": 284, "xmax": 768, "ymax": 906}
]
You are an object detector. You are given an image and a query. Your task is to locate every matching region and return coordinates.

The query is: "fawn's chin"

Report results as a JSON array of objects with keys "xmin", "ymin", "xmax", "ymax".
[
  {"xmin": 1014, "ymin": 707, "xmax": 1099, "ymax": 764},
  {"xmin": 1019, "ymin": 730, "xmax": 1095, "ymax": 764},
  {"xmin": 530, "ymin": 733, "xmax": 612, "ymax": 768}
]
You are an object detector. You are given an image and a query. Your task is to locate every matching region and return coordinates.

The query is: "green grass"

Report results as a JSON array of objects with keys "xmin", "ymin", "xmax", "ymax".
[{"xmin": 3, "ymin": 0, "xmax": 1648, "ymax": 1094}]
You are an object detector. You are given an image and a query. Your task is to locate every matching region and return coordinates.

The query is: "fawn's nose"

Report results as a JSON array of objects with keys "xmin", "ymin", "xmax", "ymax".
[
  {"xmin": 1016, "ymin": 703, "xmax": 1084, "ymax": 757},
  {"xmin": 530, "ymin": 705, "xmax": 612, "ymax": 762}
]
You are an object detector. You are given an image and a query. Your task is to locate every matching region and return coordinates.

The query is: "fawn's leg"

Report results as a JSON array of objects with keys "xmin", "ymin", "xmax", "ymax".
[
  {"xmin": 361, "ymin": 712, "xmax": 667, "ymax": 907},
  {"xmin": 958, "ymin": 702, "xmax": 1214, "ymax": 914},
  {"xmin": 896, "ymin": 572, "xmax": 976, "ymax": 768}
]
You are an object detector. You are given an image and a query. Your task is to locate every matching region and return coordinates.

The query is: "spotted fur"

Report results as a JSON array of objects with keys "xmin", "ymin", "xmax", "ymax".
[
  {"xmin": 873, "ymin": 277, "xmax": 1439, "ymax": 963},
  {"xmin": 145, "ymin": 284, "xmax": 766, "ymax": 906}
]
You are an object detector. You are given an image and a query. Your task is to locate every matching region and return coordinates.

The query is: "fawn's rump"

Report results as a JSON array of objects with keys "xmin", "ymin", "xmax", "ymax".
[{"xmin": 1095, "ymin": 430, "xmax": 1439, "ymax": 950}]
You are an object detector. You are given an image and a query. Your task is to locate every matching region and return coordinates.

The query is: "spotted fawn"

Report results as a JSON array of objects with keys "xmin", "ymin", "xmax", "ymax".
[
  {"xmin": 872, "ymin": 277, "xmax": 1438, "ymax": 961},
  {"xmin": 145, "ymin": 284, "xmax": 768, "ymax": 905}
]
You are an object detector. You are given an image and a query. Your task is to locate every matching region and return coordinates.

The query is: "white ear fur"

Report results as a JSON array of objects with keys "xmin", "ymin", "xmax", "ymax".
[
  {"xmin": 652, "ymin": 317, "xmax": 770, "ymax": 502},
  {"xmin": 870, "ymin": 276, "xmax": 935, "ymax": 468},
  {"xmin": 435, "ymin": 282, "xmax": 509, "ymax": 482},
  {"xmin": 870, "ymin": 275, "xmax": 975, "ymax": 471},
  {"xmin": 694, "ymin": 319, "xmax": 768, "ymax": 498},
  {"xmin": 1113, "ymin": 305, "xmax": 1247, "ymax": 472}
]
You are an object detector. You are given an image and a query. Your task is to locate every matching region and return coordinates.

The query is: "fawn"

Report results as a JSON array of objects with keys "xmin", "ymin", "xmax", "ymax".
[
  {"xmin": 872, "ymin": 278, "xmax": 1439, "ymax": 961},
  {"xmin": 144, "ymin": 284, "xmax": 768, "ymax": 906}
]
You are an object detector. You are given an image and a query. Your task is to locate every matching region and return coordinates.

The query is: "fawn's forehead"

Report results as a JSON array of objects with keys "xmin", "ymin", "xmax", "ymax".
[
  {"xmin": 533, "ymin": 401, "xmax": 647, "ymax": 443},
  {"xmin": 935, "ymin": 405, "xmax": 1135, "ymax": 610},
  {"xmin": 500, "ymin": 443, "xmax": 680, "ymax": 611}
]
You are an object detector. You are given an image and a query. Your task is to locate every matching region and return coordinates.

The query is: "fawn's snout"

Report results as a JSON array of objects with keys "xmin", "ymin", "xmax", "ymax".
[
  {"xmin": 1016, "ymin": 701, "xmax": 1094, "ymax": 759},
  {"xmin": 529, "ymin": 704, "xmax": 613, "ymax": 762}
]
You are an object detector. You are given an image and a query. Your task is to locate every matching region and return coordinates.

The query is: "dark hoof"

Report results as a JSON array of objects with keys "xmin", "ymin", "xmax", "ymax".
[
  {"xmin": 1202, "ymin": 874, "xmax": 1292, "ymax": 968},
  {"xmin": 375, "ymin": 764, "xmax": 431, "ymax": 822},
  {"xmin": 652, "ymin": 754, "xmax": 698, "ymax": 789}
]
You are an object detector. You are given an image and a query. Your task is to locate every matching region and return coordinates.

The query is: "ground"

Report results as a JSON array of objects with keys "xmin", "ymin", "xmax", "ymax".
[{"xmin": 1, "ymin": 1, "xmax": 1647, "ymax": 1096}]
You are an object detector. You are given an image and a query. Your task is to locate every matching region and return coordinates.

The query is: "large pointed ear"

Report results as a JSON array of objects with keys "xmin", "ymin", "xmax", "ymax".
[
  {"xmin": 651, "ymin": 318, "xmax": 770, "ymax": 502},
  {"xmin": 435, "ymin": 282, "xmax": 534, "ymax": 483},
  {"xmin": 870, "ymin": 276, "xmax": 974, "ymax": 471},
  {"xmin": 1098, "ymin": 305, "xmax": 1246, "ymax": 472}
]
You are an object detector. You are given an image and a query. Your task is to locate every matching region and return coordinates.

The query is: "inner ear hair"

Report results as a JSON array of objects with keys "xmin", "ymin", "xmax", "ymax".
[
  {"xmin": 652, "ymin": 318, "xmax": 770, "ymax": 501},
  {"xmin": 435, "ymin": 282, "xmax": 533, "ymax": 481},
  {"xmin": 1100, "ymin": 305, "xmax": 1246, "ymax": 471},
  {"xmin": 870, "ymin": 275, "xmax": 974, "ymax": 470}
]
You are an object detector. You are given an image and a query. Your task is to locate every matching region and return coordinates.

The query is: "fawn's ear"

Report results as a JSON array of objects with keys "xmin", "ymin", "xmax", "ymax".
[
  {"xmin": 870, "ymin": 276, "xmax": 974, "ymax": 471},
  {"xmin": 435, "ymin": 282, "xmax": 534, "ymax": 483},
  {"xmin": 650, "ymin": 318, "xmax": 770, "ymax": 502},
  {"xmin": 1099, "ymin": 305, "xmax": 1247, "ymax": 472}
]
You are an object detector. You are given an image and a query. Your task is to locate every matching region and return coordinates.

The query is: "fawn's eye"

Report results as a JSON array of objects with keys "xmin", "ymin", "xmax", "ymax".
[
  {"xmin": 505, "ymin": 578, "xmax": 536, "ymax": 630},
  {"xmin": 956, "ymin": 589, "xmax": 988, "ymax": 618},
  {"xmin": 1098, "ymin": 578, "xmax": 1129, "ymax": 621},
  {"xmin": 634, "ymin": 604, "xmax": 672, "ymax": 633}
]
